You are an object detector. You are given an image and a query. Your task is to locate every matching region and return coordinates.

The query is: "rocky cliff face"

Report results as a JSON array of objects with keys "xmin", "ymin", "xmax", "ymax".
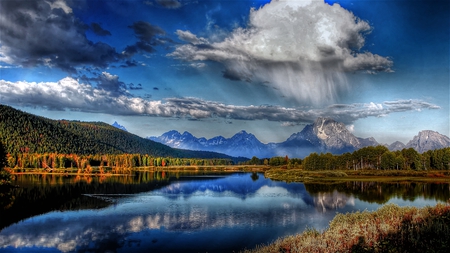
[{"xmin": 405, "ymin": 130, "xmax": 450, "ymax": 153}]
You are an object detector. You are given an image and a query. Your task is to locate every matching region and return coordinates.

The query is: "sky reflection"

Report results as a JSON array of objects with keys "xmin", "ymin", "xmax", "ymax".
[{"xmin": 0, "ymin": 173, "xmax": 447, "ymax": 253}]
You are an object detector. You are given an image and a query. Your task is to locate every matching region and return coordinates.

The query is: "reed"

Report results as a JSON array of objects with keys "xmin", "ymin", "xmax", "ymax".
[{"xmin": 241, "ymin": 202, "xmax": 450, "ymax": 253}]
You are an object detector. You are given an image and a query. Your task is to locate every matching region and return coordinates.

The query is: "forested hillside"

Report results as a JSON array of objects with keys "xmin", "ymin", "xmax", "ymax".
[{"xmin": 0, "ymin": 105, "xmax": 235, "ymax": 159}]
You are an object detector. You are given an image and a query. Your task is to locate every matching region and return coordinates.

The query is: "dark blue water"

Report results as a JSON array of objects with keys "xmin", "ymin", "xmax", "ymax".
[{"xmin": 0, "ymin": 172, "xmax": 448, "ymax": 252}]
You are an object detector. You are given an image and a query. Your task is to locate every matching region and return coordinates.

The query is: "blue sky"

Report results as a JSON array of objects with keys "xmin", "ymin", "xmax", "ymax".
[{"xmin": 0, "ymin": 0, "xmax": 448, "ymax": 145}]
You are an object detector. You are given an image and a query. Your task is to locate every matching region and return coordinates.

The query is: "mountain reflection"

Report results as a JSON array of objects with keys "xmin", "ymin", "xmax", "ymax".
[
  {"xmin": 1, "ymin": 172, "xmax": 449, "ymax": 253},
  {"xmin": 0, "ymin": 178, "xmax": 313, "ymax": 252}
]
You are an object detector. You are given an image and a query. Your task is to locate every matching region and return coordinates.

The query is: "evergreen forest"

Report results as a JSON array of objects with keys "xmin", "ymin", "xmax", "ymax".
[{"xmin": 0, "ymin": 104, "xmax": 238, "ymax": 160}]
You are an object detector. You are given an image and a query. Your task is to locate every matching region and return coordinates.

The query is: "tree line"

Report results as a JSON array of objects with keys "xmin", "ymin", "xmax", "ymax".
[
  {"xmin": 244, "ymin": 146, "xmax": 450, "ymax": 171},
  {"xmin": 5, "ymin": 152, "xmax": 234, "ymax": 170}
]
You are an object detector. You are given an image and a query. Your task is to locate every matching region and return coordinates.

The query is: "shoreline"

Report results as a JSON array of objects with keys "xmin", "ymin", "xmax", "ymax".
[
  {"xmin": 264, "ymin": 168, "xmax": 450, "ymax": 183},
  {"xmin": 6, "ymin": 166, "xmax": 450, "ymax": 183}
]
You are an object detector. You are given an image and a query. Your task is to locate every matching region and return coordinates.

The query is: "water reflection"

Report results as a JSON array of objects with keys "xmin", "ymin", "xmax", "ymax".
[
  {"xmin": 305, "ymin": 181, "xmax": 450, "ymax": 204},
  {"xmin": 313, "ymin": 190, "xmax": 354, "ymax": 213},
  {"xmin": 0, "ymin": 172, "xmax": 449, "ymax": 253}
]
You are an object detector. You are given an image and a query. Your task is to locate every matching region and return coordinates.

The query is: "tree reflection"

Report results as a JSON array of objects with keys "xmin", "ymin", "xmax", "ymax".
[
  {"xmin": 0, "ymin": 171, "xmax": 188, "ymax": 230},
  {"xmin": 251, "ymin": 172, "xmax": 259, "ymax": 181},
  {"xmin": 305, "ymin": 181, "xmax": 450, "ymax": 205}
]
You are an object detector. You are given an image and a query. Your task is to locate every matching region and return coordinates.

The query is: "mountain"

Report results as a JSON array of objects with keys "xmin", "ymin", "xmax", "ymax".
[
  {"xmin": 111, "ymin": 121, "xmax": 127, "ymax": 132},
  {"xmin": 387, "ymin": 141, "xmax": 406, "ymax": 151},
  {"xmin": 151, "ymin": 118, "xmax": 450, "ymax": 158},
  {"xmin": 149, "ymin": 130, "xmax": 271, "ymax": 158},
  {"xmin": 0, "ymin": 104, "xmax": 236, "ymax": 160},
  {"xmin": 150, "ymin": 117, "xmax": 380, "ymax": 158},
  {"xmin": 405, "ymin": 130, "xmax": 450, "ymax": 153},
  {"xmin": 278, "ymin": 117, "xmax": 379, "ymax": 157}
]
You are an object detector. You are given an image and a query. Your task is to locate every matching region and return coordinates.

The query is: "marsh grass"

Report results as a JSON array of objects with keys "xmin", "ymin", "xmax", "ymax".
[
  {"xmin": 265, "ymin": 169, "xmax": 348, "ymax": 182},
  {"xmin": 242, "ymin": 203, "xmax": 450, "ymax": 253},
  {"xmin": 265, "ymin": 169, "xmax": 450, "ymax": 183}
]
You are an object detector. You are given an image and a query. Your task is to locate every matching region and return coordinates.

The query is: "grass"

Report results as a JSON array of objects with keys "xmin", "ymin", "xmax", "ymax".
[
  {"xmin": 264, "ymin": 169, "xmax": 450, "ymax": 183},
  {"xmin": 264, "ymin": 169, "xmax": 348, "ymax": 182},
  {"xmin": 241, "ymin": 202, "xmax": 450, "ymax": 253}
]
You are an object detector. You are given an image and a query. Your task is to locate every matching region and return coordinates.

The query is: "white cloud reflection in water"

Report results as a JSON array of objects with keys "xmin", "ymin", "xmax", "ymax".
[{"xmin": 0, "ymin": 173, "xmax": 446, "ymax": 252}]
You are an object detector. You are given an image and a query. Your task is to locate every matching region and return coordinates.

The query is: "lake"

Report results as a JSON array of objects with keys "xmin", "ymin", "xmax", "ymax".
[{"xmin": 0, "ymin": 172, "xmax": 449, "ymax": 252}]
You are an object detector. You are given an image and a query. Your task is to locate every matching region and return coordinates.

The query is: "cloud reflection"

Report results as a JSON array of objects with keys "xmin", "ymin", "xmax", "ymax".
[
  {"xmin": 0, "ymin": 177, "xmax": 315, "ymax": 252},
  {"xmin": 0, "ymin": 175, "xmax": 366, "ymax": 252},
  {"xmin": 313, "ymin": 190, "xmax": 355, "ymax": 213}
]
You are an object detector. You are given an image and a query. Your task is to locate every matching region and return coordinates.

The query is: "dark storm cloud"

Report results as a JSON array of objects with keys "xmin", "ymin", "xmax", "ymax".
[
  {"xmin": 120, "ymin": 60, "xmax": 139, "ymax": 68},
  {"xmin": 155, "ymin": 0, "xmax": 182, "ymax": 9},
  {"xmin": 222, "ymin": 69, "xmax": 243, "ymax": 81},
  {"xmin": 91, "ymin": 22, "xmax": 112, "ymax": 36},
  {"xmin": 129, "ymin": 83, "xmax": 143, "ymax": 90},
  {"xmin": 96, "ymin": 72, "xmax": 127, "ymax": 95},
  {"xmin": 129, "ymin": 21, "xmax": 165, "ymax": 42},
  {"xmin": 76, "ymin": 72, "xmax": 135, "ymax": 95},
  {"xmin": 123, "ymin": 21, "xmax": 168, "ymax": 57},
  {"xmin": 0, "ymin": 0, "xmax": 121, "ymax": 73}
]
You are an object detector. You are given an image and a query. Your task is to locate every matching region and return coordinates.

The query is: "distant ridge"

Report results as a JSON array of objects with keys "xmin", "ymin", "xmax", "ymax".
[
  {"xmin": 0, "ymin": 104, "xmax": 238, "ymax": 160},
  {"xmin": 149, "ymin": 130, "xmax": 269, "ymax": 158},
  {"xmin": 112, "ymin": 121, "xmax": 127, "ymax": 132},
  {"xmin": 150, "ymin": 118, "xmax": 379, "ymax": 158},
  {"xmin": 387, "ymin": 141, "xmax": 406, "ymax": 151},
  {"xmin": 150, "ymin": 117, "xmax": 450, "ymax": 158}
]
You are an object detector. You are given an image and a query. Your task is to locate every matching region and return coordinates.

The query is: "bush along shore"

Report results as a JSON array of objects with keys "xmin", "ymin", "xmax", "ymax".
[{"xmin": 242, "ymin": 202, "xmax": 450, "ymax": 253}]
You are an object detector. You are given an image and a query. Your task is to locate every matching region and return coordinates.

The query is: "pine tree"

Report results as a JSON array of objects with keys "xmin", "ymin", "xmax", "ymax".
[{"xmin": 0, "ymin": 142, "xmax": 7, "ymax": 170}]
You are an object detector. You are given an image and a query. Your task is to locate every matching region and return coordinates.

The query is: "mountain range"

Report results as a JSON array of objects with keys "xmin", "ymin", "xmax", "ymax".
[{"xmin": 149, "ymin": 117, "xmax": 450, "ymax": 158}]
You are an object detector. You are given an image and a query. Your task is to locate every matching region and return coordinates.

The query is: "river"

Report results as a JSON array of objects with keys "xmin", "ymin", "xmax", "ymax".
[{"xmin": 0, "ymin": 172, "xmax": 449, "ymax": 252}]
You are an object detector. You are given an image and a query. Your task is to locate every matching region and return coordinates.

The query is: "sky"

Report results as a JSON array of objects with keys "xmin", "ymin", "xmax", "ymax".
[{"xmin": 0, "ymin": 0, "xmax": 448, "ymax": 145}]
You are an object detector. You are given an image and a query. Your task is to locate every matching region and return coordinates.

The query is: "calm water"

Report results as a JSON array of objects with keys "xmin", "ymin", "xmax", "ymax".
[{"xmin": 0, "ymin": 172, "xmax": 449, "ymax": 252}]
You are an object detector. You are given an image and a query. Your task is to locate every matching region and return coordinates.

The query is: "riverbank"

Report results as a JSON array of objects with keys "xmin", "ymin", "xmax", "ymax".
[
  {"xmin": 242, "ymin": 202, "xmax": 450, "ymax": 253},
  {"xmin": 264, "ymin": 168, "xmax": 450, "ymax": 183},
  {"xmin": 7, "ymin": 165, "xmax": 270, "ymax": 175},
  {"xmin": 6, "ymin": 166, "xmax": 450, "ymax": 183}
]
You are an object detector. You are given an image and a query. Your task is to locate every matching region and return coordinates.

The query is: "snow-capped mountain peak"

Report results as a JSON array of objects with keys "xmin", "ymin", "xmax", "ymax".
[
  {"xmin": 147, "ymin": 118, "xmax": 450, "ymax": 158},
  {"xmin": 111, "ymin": 121, "xmax": 127, "ymax": 132},
  {"xmin": 405, "ymin": 130, "xmax": 450, "ymax": 153}
]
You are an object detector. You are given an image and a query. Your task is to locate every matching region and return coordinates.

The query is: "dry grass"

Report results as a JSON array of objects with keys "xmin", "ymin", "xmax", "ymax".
[
  {"xmin": 264, "ymin": 169, "xmax": 450, "ymax": 183},
  {"xmin": 242, "ymin": 203, "xmax": 450, "ymax": 253},
  {"xmin": 265, "ymin": 169, "xmax": 348, "ymax": 182}
]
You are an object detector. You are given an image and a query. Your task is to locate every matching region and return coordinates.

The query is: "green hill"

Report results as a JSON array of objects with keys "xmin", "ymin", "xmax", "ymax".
[{"xmin": 0, "ymin": 104, "xmax": 237, "ymax": 159}]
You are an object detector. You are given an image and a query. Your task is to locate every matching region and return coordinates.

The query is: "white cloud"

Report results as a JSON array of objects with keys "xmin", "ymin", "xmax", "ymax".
[
  {"xmin": 169, "ymin": 0, "xmax": 393, "ymax": 105},
  {"xmin": 0, "ymin": 78, "xmax": 439, "ymax": 125},
  {"xmin": 47, "ymin": 0, "xmax": 72, "ymax": 14},
  {"xmin": 346, "ymin": 124, "xmax": 355, "ymax": 132},
  {"xmin": 175, "ymin": 30, "xmax": 208, "ymax": 45}
]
